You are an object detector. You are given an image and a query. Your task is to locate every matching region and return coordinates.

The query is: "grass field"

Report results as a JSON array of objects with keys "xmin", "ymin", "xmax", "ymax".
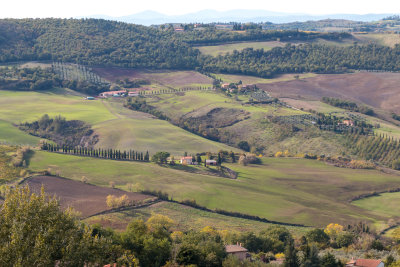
[
  {"xmin": 354, "ymin": 33, "xmax": 400, "ymax": 47},
  {"xmin": 85, "ymin": 201, "xmax": 309, "ymax": 233},
  {"xmin": 195, "ymin": 41, "xmax": 285, "ymax": 56},
  {"xmin": 195, "ymin": 38, "xmax": 357, "ymax": 56},
  {"xmin": 29, "ymin": 151, "xmax": 400, "ymax": 227},
  {"xmin": 0, "ymin": 89, "xmax": 115, "ymax": 124},
  {"xmin": 0, "ymin": 119, "xmax": 41, "ymax": 145},
  {"xmin": 0, "ymin": 89, "xmax": 237, "ymax": 154},
  {"xmin": 352, "ymin": 192, "xmax": 400, "ymax": 218}
]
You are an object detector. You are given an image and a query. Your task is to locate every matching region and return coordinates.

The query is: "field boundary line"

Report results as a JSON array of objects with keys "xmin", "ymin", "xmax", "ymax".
[{"xmin": 83, "ymin": 199, "xmax": 162, "ymax": 220}]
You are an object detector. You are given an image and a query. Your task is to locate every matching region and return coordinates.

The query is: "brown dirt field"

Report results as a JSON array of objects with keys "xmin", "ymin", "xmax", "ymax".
[
  {"xmin": 257, "ymin": 72, "xmax": 400, "ymax": 113},
  {"xmin": 23, "ymin": 175, "xmax": 153, "ymax": 218},
  {"xmin": 92, "ymin": 68, "xmax": 213, "ymax": 88}
]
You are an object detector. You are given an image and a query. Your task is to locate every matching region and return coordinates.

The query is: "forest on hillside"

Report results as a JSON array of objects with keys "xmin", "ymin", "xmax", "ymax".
[{"xmin": 1, "ymin": 19, "xmax": 400, "ymax": 77}]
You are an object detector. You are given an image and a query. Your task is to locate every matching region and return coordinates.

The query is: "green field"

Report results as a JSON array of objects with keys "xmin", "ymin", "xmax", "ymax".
[
  {"xmin": 0, "ymin": 89, "xmax": 237, "ymax": 154},
  {"xmin": 0, "ymin": 120, "xmax": 41, "ymax": 145},
  {"xmin": 352, "ymin": 192, "xmax": 400, "ymax": 218},
  {"xmin": 29, "ymin": 151, "xmax": 400, "ymax": 227},
  {"xmin": 85, "ymin": 201, "xmax": 308, "ymax": 234},
  {"xmin": 195, "ymin": 41, "xmax": 285, "ymax": 56}
]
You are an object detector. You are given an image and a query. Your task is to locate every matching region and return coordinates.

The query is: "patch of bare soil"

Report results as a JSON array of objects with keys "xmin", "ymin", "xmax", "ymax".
[
  {"xmin": 23, "ymin": 175, "xmax": 153, "ymax": 218},
  {"xmin": 258, "ymin": 73, "xmax": 400, "ymax": 113}
]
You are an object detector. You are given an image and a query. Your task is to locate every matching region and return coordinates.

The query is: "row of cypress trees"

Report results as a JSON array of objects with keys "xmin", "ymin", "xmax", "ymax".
[{"xmin": 41, "ymin": 142, "xmax": 150, "ymax": 162}]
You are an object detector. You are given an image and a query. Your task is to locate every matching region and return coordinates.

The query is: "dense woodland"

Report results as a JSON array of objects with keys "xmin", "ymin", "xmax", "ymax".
[{"xmin": 1, "ymin": 19, "xmax": 400, "ymax": 78}]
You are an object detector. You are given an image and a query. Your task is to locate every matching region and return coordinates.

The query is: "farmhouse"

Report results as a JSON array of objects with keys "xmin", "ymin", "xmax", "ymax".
[
  {"xmin": 221, "ymin": 83, "xmax": 230, "ymax": 89},
  {"xmin": 180, "ymin": 156, "xmax": 193, "ymax": 165},
  {"xmin": 346, "ymin": 259, "xmax": 384, "ymax": 267},
  {"xmin": 225, "ymin": 244, "xmax": 248, "ymax": 260},
  {"xmin": 206, "ymin": 159, "xmax": 217, "ymax": 166},
  {"xmin": 99, "ymin": 90, "xmax": 126, "ymax": 98},
  {"xmin": 341, "ymin": 119, "xmax": 355, "ymax": 126}
]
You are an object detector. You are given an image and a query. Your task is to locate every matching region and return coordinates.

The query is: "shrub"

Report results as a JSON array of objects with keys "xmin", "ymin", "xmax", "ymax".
[
  {"xmin": 392, "ymin": 159, "xmax": 400, "ymax": 170},
  {"xmin": 238, "ymin": 141, "xmax": 250, "ymax": 152}
]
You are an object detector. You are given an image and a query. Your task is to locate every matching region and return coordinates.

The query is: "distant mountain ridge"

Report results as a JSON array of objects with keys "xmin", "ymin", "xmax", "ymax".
[{"xmin": 83, "ymin": 9, "xmax": 395, "ymax": 25}]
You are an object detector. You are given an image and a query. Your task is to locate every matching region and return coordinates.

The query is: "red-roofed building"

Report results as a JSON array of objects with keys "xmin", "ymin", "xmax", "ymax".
[
  {"xmin": 180, "ymin": 156, "xmax": 193, "ymax": 165},
  {"xmin": 346, "ymin": 259, "xmax": 384, "ymax": 267}
]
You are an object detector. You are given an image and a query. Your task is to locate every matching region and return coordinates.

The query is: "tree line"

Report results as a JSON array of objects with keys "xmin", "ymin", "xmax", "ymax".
[
  {"xmin": 41, "ymin": 142, "xmax": 150, "ymax": 162},
  {"xmin": 0, "ymin": 19, "xmax": 399, "ymax": 79},
  {"xmin": 322, "ymin": 97, "xmax": 375, "ymax": 116}
]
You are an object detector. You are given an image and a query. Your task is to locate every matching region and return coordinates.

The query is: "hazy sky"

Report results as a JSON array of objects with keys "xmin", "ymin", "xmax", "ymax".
[{"xmin": 1, "ymin": 0, "xmax": 399, "ymax": 18}]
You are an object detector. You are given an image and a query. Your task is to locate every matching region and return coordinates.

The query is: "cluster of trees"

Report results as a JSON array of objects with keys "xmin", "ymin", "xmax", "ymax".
[
  {"xmin": 124, "ymin": 97, "xmax": 169, "ymax": 120},
  {"xmin": 20, "ymin": 114, "xmax": 94, "ymax": 147},
  {"xmin": 345, "ymin": 133, "xmax": 400, "ymax": 167},
  {"xmin": 106, "ymin": 194, "xmax": 131, "ymax": 209},
  {"xmin": 1, "ymin": 19, "xmax": 399, "ymax": 79},
  {"xmin": 0, "ymin": 18, "xmax": 200, "ymax": 69},
  {"xmin": 322, "ymin": 97, "xmax": 375, "ymax": 116},
  {"xmin": 2, "ymin": 185, "xmax": 400, "ymax": 266},
  {"xmin": 0, "ymin": 66, "xmax": 60, "ymax": 91},
  {"xmin": 0, "ymin": 65, "xmax": 110, "ymax": 94},
  {"xmin": 315, "ymin": 113, "xmax": 374, "ymax": 135},
  {"xmin": 116, "ymin": 78, "xmax": 150, "ymax": 88},
  {"xmin": 0, "ymin": 146, "xmax": 25, "ymax": 181},
  {"xmin": 201, "ymin": 43, "xmax": 400, "ymax": 77},
  {"xmin": 41, "ymin": 142, "xmax": 150, "ymax": 162},
  {"xmin": 179, "ymin": 28, "xmax": 350, "ymax": 45}
]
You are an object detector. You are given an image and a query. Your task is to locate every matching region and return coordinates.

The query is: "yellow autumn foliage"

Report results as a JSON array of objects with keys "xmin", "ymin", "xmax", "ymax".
[
  {"xmin": 275, "ymin": 253, "xmax": 285, "ymax": 259},
  {"xmin": 324, "ymin": 223, "xmax": 344, "ymax": 237}
]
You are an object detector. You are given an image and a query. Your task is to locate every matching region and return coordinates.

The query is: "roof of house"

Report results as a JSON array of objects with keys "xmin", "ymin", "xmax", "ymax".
[
  {"xmin": 347, "ymin": 259, "xmax": 383, "ymax": 267},
  {"xmin": 206, "ymin": 159, "xmax": 217, "ymax": 162},
  {"xmin": 181, "ymin": 156, "xmax": 193, "ymax": 160},
  {"xmin": 225, "ymin": 245, "xmax": 248, "ymax": 253}
]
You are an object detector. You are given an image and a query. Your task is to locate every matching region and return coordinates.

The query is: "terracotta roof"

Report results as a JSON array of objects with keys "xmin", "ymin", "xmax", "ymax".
[
  {"xmin": 347, "ymin": 259, "xmax": 383, "ymax": 267},
  {"xmin": 225, "ymin": 245, "xmax": 248, "ymax": 253},
  {"xmin": 181, "ymin": 157, "xmax": 192, "ymax": 159}
]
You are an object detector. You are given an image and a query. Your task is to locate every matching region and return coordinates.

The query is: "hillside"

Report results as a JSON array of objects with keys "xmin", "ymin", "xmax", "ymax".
[
  {"xmin": 28, "ymin": 150, "xmax": 400, "ymax": 227},
  {"xmin": 0, "ymin": 89, "xmax": 237, "ymax": 154},
  {"xmin": 1, "ymin": 18, "xmax": 400, "ymax": 79}
]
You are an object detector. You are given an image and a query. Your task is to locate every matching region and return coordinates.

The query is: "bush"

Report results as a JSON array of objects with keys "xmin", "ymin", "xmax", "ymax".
[
  {"xmin": 238, "ymin": 141, "xmax": 250, "ymax": 152},
  {"xmin": 306, "ymin": 229, "xmax": 330, "ymax": 245},
  {"xmin": 392, "ymin": 159, "xmax": 400, "ymax": 170}
]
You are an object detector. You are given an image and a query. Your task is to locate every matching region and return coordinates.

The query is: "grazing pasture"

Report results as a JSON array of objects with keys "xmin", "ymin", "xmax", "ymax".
[
  {"xmin": 85, "ymin": 201, "xmax": 308, "ymax": 233},
  {"xmin": 29, "ymin": 151, "xmax": 400, "ymax": 227},
  {"xmin": 0, "ymin": 89, "xmax": 237, "ymax": 154},
  {"xmin": 0, "ymin": 119, "xmax": 41, "ymax": 145},
  {"xmin": 352, "ymin": 192, "xmax": 400, "ymax": 218},
  {"xmin": 23, "ymin": 175, "xmax": 153, "ymax": 218},
  {"xmin": 195, "ymin": 41, "xmax": 286, "ymax": 56}
]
